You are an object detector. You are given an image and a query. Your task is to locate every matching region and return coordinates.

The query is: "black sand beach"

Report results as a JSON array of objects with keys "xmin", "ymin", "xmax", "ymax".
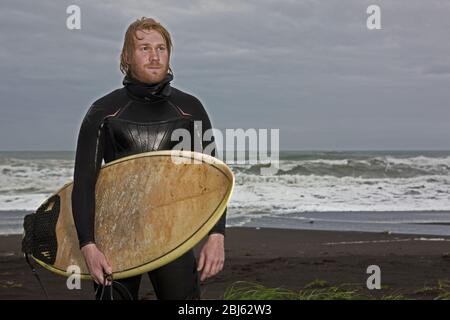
[{"xmin": 1, "ymin": 227, "xmax": 450, "ymax": 300}]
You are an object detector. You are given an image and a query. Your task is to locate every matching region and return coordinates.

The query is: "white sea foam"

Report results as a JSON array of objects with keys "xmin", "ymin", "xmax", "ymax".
[
  {"xmin": 229, "ymin": 173, "xmax": 450, "ymax": 217},
  {"xmin": 0, "ymin": 157, "xmax": 73, "ymax": 210},
  {"xmin": 1, "ymin": 152, "xmax": 450, "ymax": 235}
]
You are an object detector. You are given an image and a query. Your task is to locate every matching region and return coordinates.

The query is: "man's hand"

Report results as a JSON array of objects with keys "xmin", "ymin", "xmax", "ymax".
[
  {"xmin": 197, "ymin": 233, "xmax": 225, "ymax": 281},
  {"xmin": 81, "ymin": 243, "xmax": 113, "ymax": 286}
]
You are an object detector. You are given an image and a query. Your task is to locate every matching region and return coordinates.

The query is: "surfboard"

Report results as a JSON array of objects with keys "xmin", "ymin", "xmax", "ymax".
[{"xmin": 22, "ymin": 150, "xmax": 234, "ymax": 280}]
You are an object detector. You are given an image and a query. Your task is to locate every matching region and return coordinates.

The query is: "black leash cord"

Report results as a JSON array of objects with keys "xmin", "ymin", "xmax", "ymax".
[
  {"xmin": 95, "ymin": 273, "xmax": 134, "ymax": 300},
  {"xmin": 25, "ymin": 254, "xmax": 49, "ymax": 299}
]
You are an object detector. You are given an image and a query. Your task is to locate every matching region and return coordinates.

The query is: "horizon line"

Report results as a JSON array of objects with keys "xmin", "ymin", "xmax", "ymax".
[{"xmin": 1, "ymin": 149, "xmax": 450, "ymax": 153}]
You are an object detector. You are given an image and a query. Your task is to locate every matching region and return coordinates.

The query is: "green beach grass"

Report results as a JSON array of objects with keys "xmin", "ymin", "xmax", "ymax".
[{"xmin": 222, "ymin": 279, "xmax": 450, "ymax": 300}]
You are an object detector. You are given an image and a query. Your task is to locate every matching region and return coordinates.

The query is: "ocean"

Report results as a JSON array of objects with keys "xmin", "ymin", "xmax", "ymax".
[{"xmin": 1, "ymin": 150, "xmax": 450, "ymax": 236}]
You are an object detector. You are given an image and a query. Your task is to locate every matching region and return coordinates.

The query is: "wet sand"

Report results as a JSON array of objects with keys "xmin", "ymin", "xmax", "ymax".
[{"xmin": 1, "ymin": 227, "xmax": 450, "ymax": 299}]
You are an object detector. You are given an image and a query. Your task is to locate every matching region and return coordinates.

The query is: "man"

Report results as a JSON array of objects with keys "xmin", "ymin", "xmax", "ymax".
[{"xmin": 71, "ymin": 17, "xmax": 226, "ymax": 300}]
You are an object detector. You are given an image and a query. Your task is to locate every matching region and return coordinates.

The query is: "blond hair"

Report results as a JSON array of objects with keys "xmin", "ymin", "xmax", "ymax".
[{"xmin": 120, "ymin": 17, "xmax": 173, "ymax": 76}]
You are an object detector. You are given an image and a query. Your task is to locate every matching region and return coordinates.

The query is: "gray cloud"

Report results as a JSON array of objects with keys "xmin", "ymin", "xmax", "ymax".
[{"xmin": 0, "ymin": 0, "xmax": 449, "ymax": 150}]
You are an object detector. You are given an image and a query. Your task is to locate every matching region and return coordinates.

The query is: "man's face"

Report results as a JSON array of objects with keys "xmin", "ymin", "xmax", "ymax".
[{"xmin": 128, "ymin": 29, "xmax": 169, "ymax": 84}]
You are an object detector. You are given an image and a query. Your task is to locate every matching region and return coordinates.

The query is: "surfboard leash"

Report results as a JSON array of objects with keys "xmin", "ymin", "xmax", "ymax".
[
  {"xmin": 94, "ymin": 274, "xmax": 110, "ymax": 300},
  {"xmin": 24, "ymin": 254, "xmax": 49, "ymax": 299},
  {"xmin": 23, "ymin": 255, "xmax": 134, "ymax": 300},
  {"xmin": 94, "ymin": 273, "xmax": 134, "ymax": 300},
  {"xmin": 110, "ymin": 279, "xmax": 134, "ymax": 300}
]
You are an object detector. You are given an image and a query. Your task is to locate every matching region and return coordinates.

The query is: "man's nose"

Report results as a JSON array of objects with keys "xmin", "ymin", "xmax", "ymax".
[{"xmin": 148, "ymin": 49, "xmax": 159, "ymax": 62}]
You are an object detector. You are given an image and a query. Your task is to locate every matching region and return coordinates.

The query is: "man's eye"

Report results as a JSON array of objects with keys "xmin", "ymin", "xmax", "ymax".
[
  {"xmin": 142, "ymin": 47, "xmax": 148, "ymax": 51},
  {"xmin": 158, "ymin": 47, "xmax": 166, "ymax": 51}
]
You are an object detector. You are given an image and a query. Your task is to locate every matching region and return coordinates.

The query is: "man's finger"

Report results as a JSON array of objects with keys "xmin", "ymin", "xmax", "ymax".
[
  {"xmin": 89, "ymin": 265, "xmax": 100, "ymax": 285},
  {"xmin": 105, "ymin": 263, "xmax": 113, "ymax": 275},
  {"xmin": 217, "ymin": 259, "xmax": 224, "ymax": 272},
  {"xmin": 212, "ymin": 259, "xmax": 223, "ymax": 277},
  {"xmin": 103, "ymin": 274, "xmax": 111, "ymax": 286},
  {"xmin": 95, "ymin": 271, "xmax": 105, "ymax": 286},
  {"xmin": 208, "ymin": 259, "xmax": 218, "ymax": 277},
  {"xmin": 101, "ymin": 259, "xmax": 113, "ymax": 285},
  {"xmin": 197, "ymin": 253, "xmax": 205, "ymax": 271},
  {"xmin": 201, "ymin": 257, "xmax": 213, "ymax": 281}
]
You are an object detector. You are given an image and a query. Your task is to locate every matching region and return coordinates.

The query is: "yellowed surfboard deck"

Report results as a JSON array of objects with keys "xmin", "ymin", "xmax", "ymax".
[{"xmin": 24, "ymin": 150, "xmax": 234, "ymax": 280}]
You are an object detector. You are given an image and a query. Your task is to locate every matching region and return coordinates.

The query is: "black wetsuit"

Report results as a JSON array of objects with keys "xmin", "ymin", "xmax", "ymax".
[{"xmin": 71, "ymin": 73, "xmax": 226, "ymax": 300}]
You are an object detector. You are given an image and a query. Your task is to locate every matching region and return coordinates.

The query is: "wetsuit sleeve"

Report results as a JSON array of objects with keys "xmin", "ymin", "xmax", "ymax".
[
  {"xmin": 192, "ymin": 100, "xmax": 227, "ymax": 237},
  {"xmin": 71, "ymin": 104, "xmax": 108, "ymax": 248}
]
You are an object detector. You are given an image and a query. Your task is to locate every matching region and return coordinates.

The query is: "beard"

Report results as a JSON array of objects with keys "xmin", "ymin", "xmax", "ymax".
[{"xmin": 130, "ymin": 63, "xmax": 169, "ymax": 84}]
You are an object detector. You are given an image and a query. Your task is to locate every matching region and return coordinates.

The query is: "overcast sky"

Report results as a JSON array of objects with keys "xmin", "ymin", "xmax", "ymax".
[{"xmin": 1, "ymin": 0, "xmax": 449, "ymax": 151}]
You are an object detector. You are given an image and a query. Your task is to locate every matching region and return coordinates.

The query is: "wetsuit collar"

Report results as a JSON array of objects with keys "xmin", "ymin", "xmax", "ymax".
[{"xmin": 123, "ymin": 73, "xmax": 173, "ymax": 101}]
